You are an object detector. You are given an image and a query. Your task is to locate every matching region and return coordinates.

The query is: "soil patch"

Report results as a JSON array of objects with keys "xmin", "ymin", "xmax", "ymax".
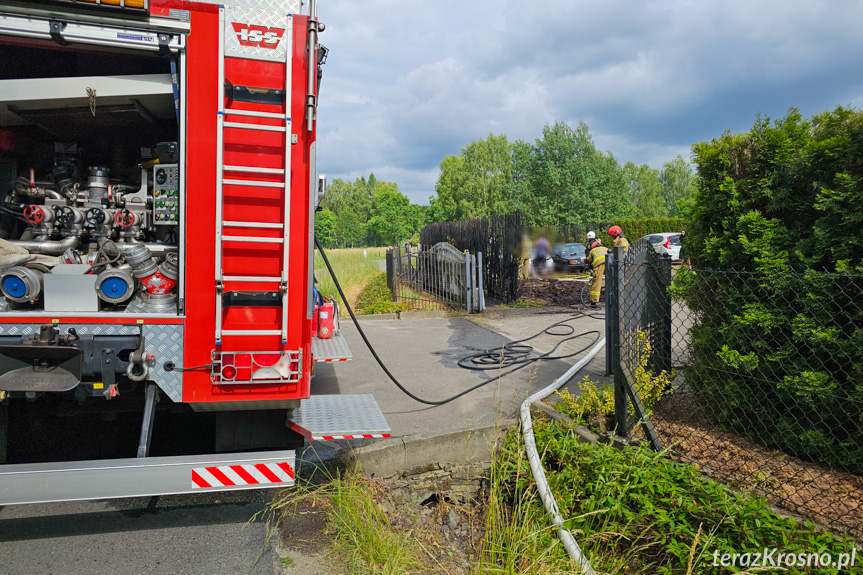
[
  {"xmin": 375, "ymin": 474, "xmax": 485, "ymax": 574},
  {"xmin": 652, "ymin": 396, "xmax": 863, "ymax": 542},
  {"xmin": 276, "ymin": 477, "xmax": 484, "ymax": 574},
  {"xmin": 517, "ymin": 278, "xmax": 594, "ymax": 307}
]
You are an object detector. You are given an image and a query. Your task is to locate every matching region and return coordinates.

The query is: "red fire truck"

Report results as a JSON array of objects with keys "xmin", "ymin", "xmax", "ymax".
[{"xmin": 0, "ymin": 0, "xmax": 389, "ymax": 504}]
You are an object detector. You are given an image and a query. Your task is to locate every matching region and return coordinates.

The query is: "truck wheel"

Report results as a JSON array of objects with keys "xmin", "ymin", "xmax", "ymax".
[{"xmin": 215, "ymin": 409, "xmax": 305, "ymax": 453}]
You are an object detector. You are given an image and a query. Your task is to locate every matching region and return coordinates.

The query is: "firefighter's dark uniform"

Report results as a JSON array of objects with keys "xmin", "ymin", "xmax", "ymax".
[{"xmin": 587, "ymin": 243, "xmax": 609, "ymax": 304}]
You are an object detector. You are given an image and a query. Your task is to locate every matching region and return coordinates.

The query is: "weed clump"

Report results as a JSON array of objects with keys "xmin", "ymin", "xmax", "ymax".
[
  {"xmin": 556, "ymin": 331, "xmax": 674, "ymax": 423},
  {"xmin": 491, "ymin": 422, "xmax": 856, "ymax": 574}
]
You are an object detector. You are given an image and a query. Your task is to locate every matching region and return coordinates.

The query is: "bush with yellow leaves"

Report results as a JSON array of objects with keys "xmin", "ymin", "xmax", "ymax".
[{"xmin": 556, "ymin": 330, "xmax": 674, "ymax": 421}]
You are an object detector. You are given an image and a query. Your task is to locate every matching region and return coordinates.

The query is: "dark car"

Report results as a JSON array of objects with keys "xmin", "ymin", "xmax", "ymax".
[{"xmin": 552, "ymin": 242, "xmax": 588, "ymax": 272}]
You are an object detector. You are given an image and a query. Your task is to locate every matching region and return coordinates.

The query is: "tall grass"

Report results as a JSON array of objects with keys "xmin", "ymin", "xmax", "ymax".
[
  {"xmin": 263, "ymin": 461, "xmax": 424, "ymax": 575},
  {"xmin": 476, "ymin": 432, "xmax": 577, "ymax": 574},
  {"xmin": 315, "ymin": 247, "xmax": 387, "ymax": 309}
]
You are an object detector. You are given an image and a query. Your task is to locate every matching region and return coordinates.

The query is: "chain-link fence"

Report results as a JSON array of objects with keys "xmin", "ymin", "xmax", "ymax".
[{"xmin": 608, "ymin": 241, "xmax": 863, "ymax": 540}]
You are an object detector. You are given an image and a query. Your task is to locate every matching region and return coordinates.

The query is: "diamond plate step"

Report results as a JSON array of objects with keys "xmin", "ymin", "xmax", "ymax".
[
  {"xmin": 288, "ymin": 395, "xmax": 390, "ymax": 440},
  {"xmin": 311, "ymin": 331, "xmax": 352, "ymax": 362}
]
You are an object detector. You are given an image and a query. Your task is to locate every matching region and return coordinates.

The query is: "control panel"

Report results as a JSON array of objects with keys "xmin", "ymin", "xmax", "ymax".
[{"xmin": 153, "ymin": 164, "xmax": 179, "ymax": 225}]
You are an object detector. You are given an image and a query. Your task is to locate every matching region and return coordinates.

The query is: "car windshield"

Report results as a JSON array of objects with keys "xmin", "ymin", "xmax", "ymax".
[
  {"xmin": 562, "ymin": 243, "xmax": 585, "ymax": 254},
  {"xmin": 668, "ymin": 235, "xmax": 682, "ymax": 245}
]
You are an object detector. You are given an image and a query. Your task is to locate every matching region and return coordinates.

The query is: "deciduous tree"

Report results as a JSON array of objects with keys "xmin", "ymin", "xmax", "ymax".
[
  {"xmin": 623, "ymin": 161, "xmax": 667, "ymax": 218},
  {"xmin": 659, "ymin": 155, "xmax": 698, "ymax": 217}
]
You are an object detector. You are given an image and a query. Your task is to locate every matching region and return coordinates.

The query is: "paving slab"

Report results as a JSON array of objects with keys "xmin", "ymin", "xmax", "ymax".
[{"xmin": 312, "ymin": 307, "xmax": 607, "ymax": 448}]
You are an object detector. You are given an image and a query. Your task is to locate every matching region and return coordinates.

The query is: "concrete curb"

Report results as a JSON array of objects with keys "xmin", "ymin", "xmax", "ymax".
[
  {"xmin": 344, "ymin": 420, "xmax": 517, "ymax": 479},
  {"xmin": 353, "ymin": 311, "xmax": 460, "ymax": 321},
  {"xmin": 356, "ymin": 313, "xmax": 398, "ymax": 321},
  {"xmin": 398, "ymin": 310, "xmax": 447, "ymax": 320}
]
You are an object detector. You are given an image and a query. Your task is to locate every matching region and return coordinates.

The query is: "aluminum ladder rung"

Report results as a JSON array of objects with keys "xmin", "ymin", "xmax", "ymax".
[
  {"xmin": 222, "ymin": 235, "xmax": 284, "ymax": 244},
  {"xmin": 222, "ymin": 275, "xmax": 282, "ymax": 282},
  {"xmin": 223, "ymin": 220, "xmax": 284, "ymax": 229},
  {"xmin": 223, "ymin": 109, "xmax": 286, "ymax": 120},
  {"xmin": 220, "ymin": 329, "xmax": 282, "ymax": 336},
  {"xmin": 222, "ymin": 178, "xmax": 285, "ymax": 189},
  {"xmin": 224, "ymin": 165, "xmax": 286, "ymax": 175},
  {"xmin": 223, "ymin": 121, "xmax": 287, "ymax": 133}
]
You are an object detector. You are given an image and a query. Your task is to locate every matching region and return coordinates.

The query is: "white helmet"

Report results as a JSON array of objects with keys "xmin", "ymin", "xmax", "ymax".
[{"xmin": 586, "ymin": 231, "xmax": 596, "ymax": 239}]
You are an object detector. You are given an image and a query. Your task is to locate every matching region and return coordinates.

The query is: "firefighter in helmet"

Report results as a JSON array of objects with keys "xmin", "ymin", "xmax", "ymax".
[
  {"xmin": 608, "ymin": 225, "xmax": 629, "ymax": 253},
  {"xmin": 586, "ymin": 238, "xmax": 608, "ymax": 308},
  {"xmin": 586, "ymin": 230, "xmax": 596, "ymax": 244}
]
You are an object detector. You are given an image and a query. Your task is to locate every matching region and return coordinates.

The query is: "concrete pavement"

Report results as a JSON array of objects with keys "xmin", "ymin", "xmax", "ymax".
[{"xmin": 311, "ymin": 306, "xmax": 608, "ymax": 476}]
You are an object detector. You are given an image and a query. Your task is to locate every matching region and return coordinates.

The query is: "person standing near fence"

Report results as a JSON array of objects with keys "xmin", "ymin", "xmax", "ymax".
[
  {"xmin": 608, "ymin": 225, "xmax": 629, "ymax": 253},
  {"xmin": 532, "ymin": 234, "xmax": 551, "ymax": 278},
  {"xmin": 679, "ymin": 229, "xmax": 690, "ymax": 269},
  {"xmin": 587, "ymin": 239, "xmax": 608, "ymax": 308}
]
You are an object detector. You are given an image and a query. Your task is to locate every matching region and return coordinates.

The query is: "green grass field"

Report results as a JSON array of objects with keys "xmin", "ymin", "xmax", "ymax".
[{"xmin": 314, "ymin": 246, "xmax": 387, "ymax": 311}]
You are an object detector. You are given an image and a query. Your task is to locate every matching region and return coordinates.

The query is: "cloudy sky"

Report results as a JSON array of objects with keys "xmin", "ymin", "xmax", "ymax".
[{"xmin": 313, "ymin": 0, "xmax": 863, "ymax": 206}]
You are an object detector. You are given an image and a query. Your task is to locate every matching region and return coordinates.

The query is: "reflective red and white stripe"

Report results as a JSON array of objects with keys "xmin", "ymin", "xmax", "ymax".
[
  {"xmin": 313, "ymin": 433, "xmax": 390, "ymax": 440},
  {"xmin": 314, "ymin": 357, "xmax": 350, "ymax": 362},
  {"xmin": 191, "ymin": 462, "xmax": 294, "ymax": 489}
]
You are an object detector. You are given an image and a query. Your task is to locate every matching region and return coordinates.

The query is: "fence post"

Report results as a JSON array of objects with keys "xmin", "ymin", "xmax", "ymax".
[
  {"xmin": 605, "ymin": 251, "xmax": 615, "ymax": 377},
  {"xmin": 392, "ymin": 246, "xmax": 400, "ymax": 302},
  {"xmin": 386, "ymin": 248, "xmax": 394, "ymax": 292},
  {"xmin": 472, "ymin": 254, "xmax": 478, "ymax": 311},
  {"xmin": 477, "ymin": 251, "xmax": 485, "ymax": 311},
  {"xmin": 657, "ymin": 253, "xmax": 673, "ymax": 375},
  {"xmin": 612, "ymin": 246, "xmax": 629, "ymax": 437},
  {"xmin": 465, "ymin": 250, "xmax": 472, "ymax": 314}
]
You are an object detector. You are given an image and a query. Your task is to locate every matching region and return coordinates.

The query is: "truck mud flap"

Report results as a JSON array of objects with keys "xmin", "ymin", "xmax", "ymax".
[{"xmin": 0, "ymin": 344, "xmax": 82, "ymax": 392}]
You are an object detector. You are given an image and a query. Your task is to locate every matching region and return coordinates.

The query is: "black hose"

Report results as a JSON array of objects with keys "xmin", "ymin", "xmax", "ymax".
[
  {"xmin": 457, "ymin": 316, "xmax": 601, "ymax": 371},
  {"xmin": 315, "ymin": 236, "xmax": 603, "ymax": 406}
]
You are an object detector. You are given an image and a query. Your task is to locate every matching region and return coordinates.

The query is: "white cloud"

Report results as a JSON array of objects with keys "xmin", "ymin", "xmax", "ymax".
[{"xmin": 315, "ymin": 0, "xmax": 863, "ymax": 205}]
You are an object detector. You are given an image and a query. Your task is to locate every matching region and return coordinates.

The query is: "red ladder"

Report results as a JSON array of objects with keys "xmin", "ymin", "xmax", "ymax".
[{"xmin": 214, "ymin": 6, "xmax": 294, "ymax": 346}]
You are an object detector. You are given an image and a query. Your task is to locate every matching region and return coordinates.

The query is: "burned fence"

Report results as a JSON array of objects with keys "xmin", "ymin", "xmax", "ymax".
[{"xmin": 420, "ymin": 212, "xmax": 521, "ymax": 304}]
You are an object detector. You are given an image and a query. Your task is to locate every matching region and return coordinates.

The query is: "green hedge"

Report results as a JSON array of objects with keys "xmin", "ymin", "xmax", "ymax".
[
  {"xmin": 681, "ymin": 106, "xmax": 863, "ymax": 472},
  {"xmin": 558, "ymin": 218, "xmax": 684, "ymax": 244}
]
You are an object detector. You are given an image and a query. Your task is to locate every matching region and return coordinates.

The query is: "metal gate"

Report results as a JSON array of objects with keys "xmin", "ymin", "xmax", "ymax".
[
  {"xmin": 605, "ymin": 239, "xmax": 672, "ymax": 448},
  {"xmin": 388, "ymin": 243, "xmax": 484, "ymax": 312}
]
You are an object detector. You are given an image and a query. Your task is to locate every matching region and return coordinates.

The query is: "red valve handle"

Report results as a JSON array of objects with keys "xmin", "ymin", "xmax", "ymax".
[
  {"xmin": 23, "ymin": 205, "xmax": 44, "ymax": 224},
  {"xmin": 115, "ymin": 209, "xmax": 135, "ymax": 228}
]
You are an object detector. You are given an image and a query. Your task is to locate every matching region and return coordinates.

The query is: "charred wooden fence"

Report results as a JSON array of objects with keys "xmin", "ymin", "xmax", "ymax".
[{"xmin": 420, "ymin": 212, "xmax": 521, "ymax": 304}]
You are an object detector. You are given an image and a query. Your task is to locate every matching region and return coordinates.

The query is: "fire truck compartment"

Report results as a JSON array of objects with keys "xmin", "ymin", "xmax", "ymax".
[{"xmin": 0, "ymin": 31, "xmax": 183, "ymax": 317}]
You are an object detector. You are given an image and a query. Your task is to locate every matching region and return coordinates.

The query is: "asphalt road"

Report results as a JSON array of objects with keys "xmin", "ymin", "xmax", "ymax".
[
  {"xmin": 0, "ymin": 489, "xmax": 280, "ymax": 575},
  {"xmin": 0, "ymin": 307, "xmax": 606, "ymax": 575}
]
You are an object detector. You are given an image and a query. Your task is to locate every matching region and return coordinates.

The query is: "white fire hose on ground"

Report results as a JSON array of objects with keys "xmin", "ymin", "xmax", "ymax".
[{"xmin": 518, "ymin": 337, "xmax": 606, "ymax": 575}]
